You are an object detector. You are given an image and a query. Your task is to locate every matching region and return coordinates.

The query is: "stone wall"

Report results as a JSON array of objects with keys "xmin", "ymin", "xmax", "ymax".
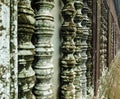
[
  {"xmin": 0, "ymin": 1, "xmax": 18, "ymax": 98},
  {"xmin": 0, "ymin": 2, "xmax": 10, "ymax": 98}
]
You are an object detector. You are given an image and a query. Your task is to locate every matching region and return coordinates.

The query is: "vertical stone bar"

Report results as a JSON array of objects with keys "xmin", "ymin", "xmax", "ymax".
[
  {"xmin": 81, "ymin": 0, "xmax": 89, "ymax": 98},
  {"xmin": 18, "ymin": 0, "xmax": 36, "ymax": 98},
  {"xmin": 74, "ymin": 0, "xmax": 83, "ymax": 99},
  {"xmin": 0, "ymin": 1, "xmax": 10, "ymax": 98},
  {"xmin": 32, "ymin": 0, "xmax": 54, "ymax": 98},
  {"xmin": 10, "ymin": 0, "xmax": 18, "ymax": 98},
  {"xmin": 60, "ymin": 0, "xmax": 76, "ymax": 98},
  {"xmin": 86, "ymin": 0, "xmax": 93, "ymax": 96}
]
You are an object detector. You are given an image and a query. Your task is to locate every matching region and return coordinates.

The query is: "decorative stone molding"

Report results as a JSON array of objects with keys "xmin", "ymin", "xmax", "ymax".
[
  {"xmin": 32, "ymin": 0, "xmax": 54, "ymax": 98},
  {"xmin": 81, "ymin": 0, "xmax": 89, "ymax": 98},
  {"xmin": 74, "ymin": 0, "xmax": 83, "ymax": 98},
  {"xmin": 86, "ymin": 0, "xmax": 93, "ymax": 95},
  {"xmin": 60, "ymin": 0, "xmax": 76, "ymax": 98},
  {"xmin": 18, "ymin": 0, "xmax": 36, "ymax": 98},
  {"xmin": 10, "ymin": 0, "xmax": 18, "ymax": 98}
]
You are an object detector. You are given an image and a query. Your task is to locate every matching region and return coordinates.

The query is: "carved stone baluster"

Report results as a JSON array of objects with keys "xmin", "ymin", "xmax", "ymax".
[
  {"xmin": 100, "ymin": 1, "xmax": 103, "ymax": 75},
  {"xmin": 86, "ymin": 0, "xmax": 93, "ymax": 95},
  {"xmin": 81, "ymin": 0, "xmax": 89, "ymax": 98},
  {"xmin": 104, "ymin": 10, "xmax": 108, "ymax": 67},
  {"xmin": 100, "ymin": 4, "xmax": 108, "ymax": 72},
  {"xmin": 60, "ymin": 0, "xmax": 76, "ymax": 99},
  {"xmin": 100, "ymin": 16, "xmax": 105, "ymax": 73},
  {"xmin": 32, "ymin": 0, "xmax": 54, "ymax": 98},
  {"xmin": 18, "ymin": 0, "xmax": 36, "ymax": 98},
  {"xmin": 74, "ymin": 0, "xmax": 83, "ymax": 98},
  {"xmin": 111, "ymin": 23, "xmax": 114, "ymax": 59}
]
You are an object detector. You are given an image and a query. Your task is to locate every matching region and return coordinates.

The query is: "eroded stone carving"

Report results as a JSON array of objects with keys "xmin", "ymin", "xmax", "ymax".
[
  {"xmin": 10, "ymin": 0, "xmax": 18, "ymax": 98},
  {"xmin": 32, "ymin": 0, "xmax": 54, "ymax": 98},
  {"xmin": 18, "ymin": 0, "xmax": 36, "ymax": 98},
  {"xmin": 81, "ymin": 0, "xmax": 89, "ymax": 98},
  {"xmin": 74, "ymin": 0, "xmax": 83, "ymax": 98},
  {"xmin": 60, "ymin": 0, "xmax": 76, "ymax": 98}
]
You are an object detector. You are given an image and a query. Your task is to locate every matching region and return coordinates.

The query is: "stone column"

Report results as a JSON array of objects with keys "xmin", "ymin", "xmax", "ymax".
[
  {"xmin": 32, "ymin": 0, "xmax": 54, "ymax": 98},
  {"xmin": 81, "ymin": 0, "xmax": 89, "ymax": 98},
  {"xmin": 74, "ymin": 0, "xmax": 83, "ymax": 99},
  {"xmin": 18, "ymin": 0, "xmax": 36, "ymax": 98},
  {"xmin": 60, "ymin": 0, "xmax": 76, "ymax": 98}
]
